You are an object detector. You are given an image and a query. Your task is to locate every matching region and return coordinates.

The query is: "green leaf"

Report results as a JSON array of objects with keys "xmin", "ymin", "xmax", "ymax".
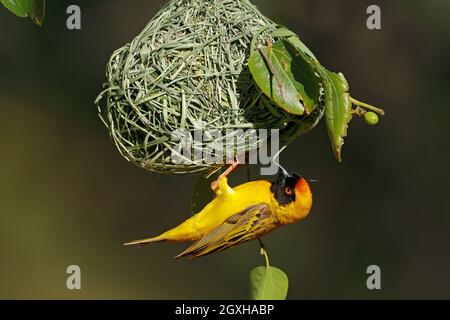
[
  {"xmin": 270, "ymin": 26, "xmax": 353, "ymax": 161},
  {"xmin": 1, "ymin": 0, "xmax": 45, "ymax": 25},
  {"xmin": 272, "ymin": 25, "xmax": 319, "ymax": 62},
  {"xmin": 1, "ymin": 0, "xmax": 28, "ymax": 16},
  {"xmin": 249, "ymin": 40, "xmax": 321, "ymax": 115},
  {"xmin": 317, "ymin": 69, "xmax": 353, "ymax": 162},
  {"xmin": 275, "ymin": 41, "xmax": 321, "ymax": 114},
  {"xmin": 28, "ymin": 0, "xmax": 44, "ymax": 26},
  {"xmin": 249, "ymin": 266, "xmax": 289, "ymax": 300},
  {"xmin": 249, "ymin": 41, "xmax": 304, "ymax": 115}
]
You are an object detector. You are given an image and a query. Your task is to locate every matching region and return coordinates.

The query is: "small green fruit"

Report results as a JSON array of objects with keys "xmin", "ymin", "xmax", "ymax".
[{"xmin": 364, "ymin": 112, "xmax": 379, "ymax": 125}]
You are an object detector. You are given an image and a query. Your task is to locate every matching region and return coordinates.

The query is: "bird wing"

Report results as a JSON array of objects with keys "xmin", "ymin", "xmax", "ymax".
[{"xmin": 175, "ymin": 203, "xmax": 279, "ymax": 259}]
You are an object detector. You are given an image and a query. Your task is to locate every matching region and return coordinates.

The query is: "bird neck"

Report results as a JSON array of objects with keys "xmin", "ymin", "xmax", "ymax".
[{"xmin": 271, "ymin": 189, "xmax": 312, "ymax": 225}]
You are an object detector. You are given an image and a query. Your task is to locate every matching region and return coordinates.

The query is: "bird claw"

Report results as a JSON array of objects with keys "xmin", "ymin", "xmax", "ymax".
[
  {"xmin": 210, "ymin": 160, "xmax": 240, "ymax": 193},
  {"xmin": 211, "ymin": 180, "xmax": 219, "ymax": 192}
]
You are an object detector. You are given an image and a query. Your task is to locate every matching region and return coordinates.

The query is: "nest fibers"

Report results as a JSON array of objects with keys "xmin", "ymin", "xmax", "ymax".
[{"xmin": 96, "ymin": 0, "xmax": 309, "ymax": 175}]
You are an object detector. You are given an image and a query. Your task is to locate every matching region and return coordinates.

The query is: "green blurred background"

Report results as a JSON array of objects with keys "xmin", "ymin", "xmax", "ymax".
[{"xmin": 1, "ymin": 0, "xmax": 449, "ymax": 299}]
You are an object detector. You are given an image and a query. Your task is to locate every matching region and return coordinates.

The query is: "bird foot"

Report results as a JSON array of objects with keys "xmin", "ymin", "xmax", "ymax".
[{"xmin": 211, "ymin": 160, "xmax": 240, "ymax": 192}]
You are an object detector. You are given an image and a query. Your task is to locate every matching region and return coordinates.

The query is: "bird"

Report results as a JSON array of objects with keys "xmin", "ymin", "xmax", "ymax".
[{"xmin": 124, "ymin": 167, "xmax": 313, "ymax": 259}]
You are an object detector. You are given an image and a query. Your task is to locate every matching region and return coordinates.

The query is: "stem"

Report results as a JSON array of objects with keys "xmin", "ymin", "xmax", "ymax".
[
  {"xmin": 350, "ymin": 97, "xmax": 385, "ymax": 116},
  {"xmin": 258, "ymin": 238, "xmax": 270, "ymax": 267}
]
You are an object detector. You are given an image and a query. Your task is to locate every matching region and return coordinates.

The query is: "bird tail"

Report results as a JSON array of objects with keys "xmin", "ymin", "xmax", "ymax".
[
  {"xmin": 123, "ymin": 235, "xmax": 165, "ymax": 247},
  {"xmin": 125, "ymin": 219, "xmax": 199, "ymax": 247}
]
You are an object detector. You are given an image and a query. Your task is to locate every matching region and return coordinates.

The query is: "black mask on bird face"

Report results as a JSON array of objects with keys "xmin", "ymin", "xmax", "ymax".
[{"xmin": 270, "ymin": 168, "xmax": 302, "ymax": 206}]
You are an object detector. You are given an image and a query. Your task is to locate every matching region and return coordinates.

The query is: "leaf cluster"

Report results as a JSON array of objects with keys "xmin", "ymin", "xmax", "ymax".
[{"xmin": 248, "ymin": 25, "xmax": 384, "ymax": 161}]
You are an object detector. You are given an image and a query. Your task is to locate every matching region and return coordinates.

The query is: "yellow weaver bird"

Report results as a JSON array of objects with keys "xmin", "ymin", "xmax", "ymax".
[{"xmin": 125, "ymin": 169, "xmax": 313, "ymax": 258}]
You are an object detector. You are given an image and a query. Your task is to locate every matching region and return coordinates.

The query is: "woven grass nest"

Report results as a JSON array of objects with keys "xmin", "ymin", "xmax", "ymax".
[{"xmin": 96, "ymin": 0, "xmax": 319, "ymax": 175}]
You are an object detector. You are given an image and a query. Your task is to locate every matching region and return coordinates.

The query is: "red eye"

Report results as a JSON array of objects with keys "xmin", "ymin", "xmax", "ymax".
[{"xmin": 285, "ymin": 187, "xmax": 292, "ymax": 196}]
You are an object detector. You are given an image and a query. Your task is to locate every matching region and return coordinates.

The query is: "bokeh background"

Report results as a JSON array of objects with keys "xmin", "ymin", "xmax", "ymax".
[{"xmin": 1, "ymin": 0, "xmax": 449, "ymax": 299}]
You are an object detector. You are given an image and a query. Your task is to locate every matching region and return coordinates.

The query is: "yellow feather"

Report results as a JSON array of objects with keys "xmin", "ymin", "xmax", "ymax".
[{"xmin": 125, "ymin": 175, "xmax": 313, "ymax": 258}]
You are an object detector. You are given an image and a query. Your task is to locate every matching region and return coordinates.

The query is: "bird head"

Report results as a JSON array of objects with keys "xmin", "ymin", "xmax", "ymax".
[{"xmin": 270, "ymin": 168, "xmax": 313, "ymax": 224}]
